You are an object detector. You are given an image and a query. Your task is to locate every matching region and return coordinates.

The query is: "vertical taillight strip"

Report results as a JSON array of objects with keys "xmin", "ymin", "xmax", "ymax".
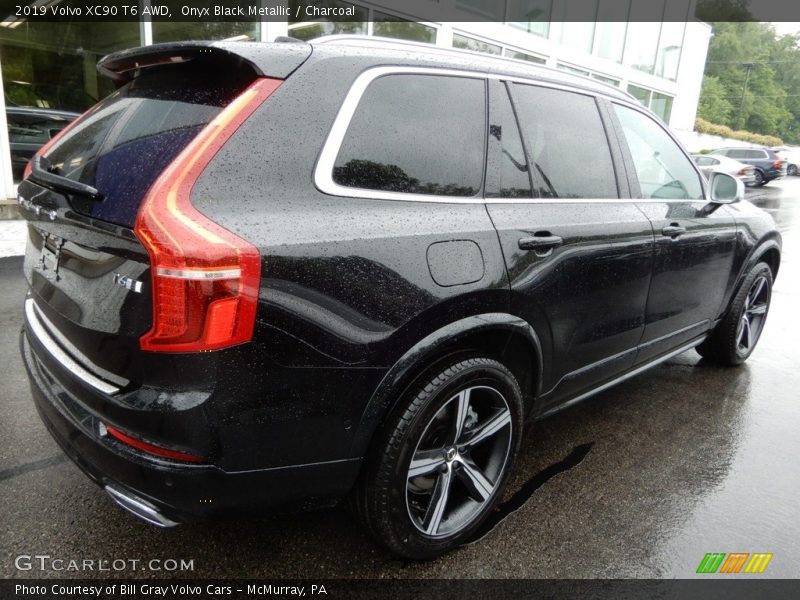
[{"xmin": 135, "ymin": 77, "xmax": 283, "ymax": 352}]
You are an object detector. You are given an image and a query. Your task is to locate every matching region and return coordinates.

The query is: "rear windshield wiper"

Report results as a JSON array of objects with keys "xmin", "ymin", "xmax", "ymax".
[{"xmin": 30, "ymin": 156, "xmax": 104, "ymax": 202}]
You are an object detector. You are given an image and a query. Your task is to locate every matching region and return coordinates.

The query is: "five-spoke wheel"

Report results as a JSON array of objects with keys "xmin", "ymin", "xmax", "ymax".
[
  {"xmin": 406, "ymin": 385, "xmax": 512, "ymax": 537},
  {"xmin": 353, "ymin": 357, "xmax": 523, "ymax": 559}
]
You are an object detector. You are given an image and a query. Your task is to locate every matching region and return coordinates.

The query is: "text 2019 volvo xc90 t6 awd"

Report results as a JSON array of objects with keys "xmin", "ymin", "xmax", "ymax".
[{"xmin": 18, "ymin": 37, "xmax": 781, "ymax": 559}]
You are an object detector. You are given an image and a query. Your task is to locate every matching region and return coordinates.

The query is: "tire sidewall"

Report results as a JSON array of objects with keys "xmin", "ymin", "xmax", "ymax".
[{"xmin": 734, "ymin": 264, "xmax": 773, "ymax": 361}]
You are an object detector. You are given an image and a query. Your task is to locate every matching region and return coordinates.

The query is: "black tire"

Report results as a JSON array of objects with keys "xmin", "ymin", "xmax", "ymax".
[
  {"xmin": 352, "ymin": 356, "xmax": 524, "ymax": 559},
  {"xmin": 696, "ymin": 262, "xmax": 773, "ymax": 366},
  {"xmin": 788, "ymin": 164, "xmax": 797, "ymax": 177},
  {"xmin": 753, "ymin": 169, "xmax": 765, "ymax": 186}
]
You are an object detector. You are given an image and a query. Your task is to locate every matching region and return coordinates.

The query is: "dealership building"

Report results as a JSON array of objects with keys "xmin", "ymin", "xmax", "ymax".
[{"xmin": 0, "ymin": 0, "xmax": 711, "ymax": 206}]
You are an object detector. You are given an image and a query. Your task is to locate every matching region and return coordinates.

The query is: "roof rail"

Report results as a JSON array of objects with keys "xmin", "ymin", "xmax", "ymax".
[{"xmin": 310, "ymin": 34, "xmax": 634, "ymax": 99}]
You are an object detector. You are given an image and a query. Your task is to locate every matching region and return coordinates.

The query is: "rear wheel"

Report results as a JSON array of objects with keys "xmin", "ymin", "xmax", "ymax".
[
  {"xmin": 753, "ymin": 169, "xmax": 765, "ymax": 186},
  {"xmin": 697, "ymin": 262, "xmax": 773, "ymax": 365},
  {"xmin": 788, "ymin": 164, "xmax": 798, "ymax": 176},
  {"xmin": 354, "ymin": 357, "xmax": 524, "ymax": 559}
]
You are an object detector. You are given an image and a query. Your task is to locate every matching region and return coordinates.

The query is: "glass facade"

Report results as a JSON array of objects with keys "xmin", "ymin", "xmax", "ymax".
[
  {"xmin": 287, "ymin": 0, "xmax": 368, "ymax": 40},
  {"xmin": 0, "ymin": 0, "xmax": 704, "ymax": 192},
  {"xmin": 504, "ymin": 49, "xmax": 546, "ymax": 64},
  {"xmin": 1, "ymin": 22, "xmax": 139, "ymax": 112},
  {"xmin": 373, "ymin": 13, "xmax": 436, "ymax": 44},
  {"xmin": 152, "ymin": 22, "xmax": 259, "ymax": 44},
  {"xmin": 627, "ymin": 84, "xmax": 674, "ymax": 122},
  {"xmin": 453, "ymin": 34, "xmax": 502, "ymax": 56}
]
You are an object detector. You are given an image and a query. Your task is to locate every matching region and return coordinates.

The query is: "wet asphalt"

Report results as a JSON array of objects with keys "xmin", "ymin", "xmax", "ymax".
[{"xmin": 0, "ymin": 180, "xmax": 798, "ymax": 580}]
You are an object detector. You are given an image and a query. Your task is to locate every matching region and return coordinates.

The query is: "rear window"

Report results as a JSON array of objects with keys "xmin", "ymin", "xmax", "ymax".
[
  {"xmin": 42, "ymin": 61, "xmax": 254, "ymax": 228},
  {"xmin": 333, "ymin": 74, "xmax": 486, "ymax": 197}
]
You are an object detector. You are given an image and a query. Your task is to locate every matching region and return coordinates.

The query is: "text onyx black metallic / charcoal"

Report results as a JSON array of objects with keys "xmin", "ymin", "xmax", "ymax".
[{"xmin": 18, "ymin": 36, "xmax": 781, "ymax": 559}]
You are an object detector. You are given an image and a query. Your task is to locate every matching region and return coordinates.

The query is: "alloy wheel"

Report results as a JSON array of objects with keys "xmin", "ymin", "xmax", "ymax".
[
  {"xmin": 737, "ymin": 275, "xmax": 770, "ymax": 355},
  {"xmin": 405, "ymin": 385, "xmax": 512, "ymax": 538}
]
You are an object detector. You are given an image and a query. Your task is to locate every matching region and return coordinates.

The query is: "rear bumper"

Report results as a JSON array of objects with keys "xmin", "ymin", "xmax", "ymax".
[{"xmin": 20, "ymin": 327, "xmax": 361, "ymax": 525}]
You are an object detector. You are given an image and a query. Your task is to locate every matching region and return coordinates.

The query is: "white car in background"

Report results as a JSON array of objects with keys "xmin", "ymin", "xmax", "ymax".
[
  {"xmin": 692, "ymin": 153, "xmax": 757, "ymax": 186},
  {"xmin": 772, "ymin": 147, "xmax": 800, "ymax": 176}
]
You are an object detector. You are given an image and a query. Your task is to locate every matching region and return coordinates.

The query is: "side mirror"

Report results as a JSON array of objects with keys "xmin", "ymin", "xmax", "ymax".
[{"xmin": 708, "ymin": 171, "xmax": 744, "ymax": 204}]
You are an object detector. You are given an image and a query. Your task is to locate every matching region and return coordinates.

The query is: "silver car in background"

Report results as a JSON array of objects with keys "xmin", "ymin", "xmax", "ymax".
[{"xmin": 693, "ymin": 153, "xmax": 757, "ymax": 186}]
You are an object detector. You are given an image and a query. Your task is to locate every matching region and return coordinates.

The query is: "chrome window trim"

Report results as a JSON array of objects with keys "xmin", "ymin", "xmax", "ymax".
[
  {"xmin": 314, "ymin": 65, "xmax": 710, "ymax": 205},
  {"xmin": 25, "ymin": 298, "xmax": 121, "ymax": 396}
]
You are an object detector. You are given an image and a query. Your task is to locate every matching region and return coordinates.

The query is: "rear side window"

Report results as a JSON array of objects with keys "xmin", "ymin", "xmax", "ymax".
[
  {"xmin": 333, "ymin": 74, "xmax": 486, "ymax": 196},
  {"xmin": 727, "ymin": 148, "xmax": 766, "ymax": 160},
  {"xmin": 512, "ymin": 83, "xmax": 618, "ymax": 199},
  {"xmin": 613, "ymin": 104, "xmax": 704, "ymax": 200},
  {"xmin": 694, "ymin": 156, "xmax": 718, "ymax": 166},
  {"xmin": 42, "ymin": 61, "xmax": 255, "ymax": 228}
]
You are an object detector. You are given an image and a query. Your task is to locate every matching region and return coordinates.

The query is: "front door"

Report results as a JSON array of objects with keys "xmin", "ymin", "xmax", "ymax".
[{"xmin": 609, "ymin": 102, "xmax": 738, "ymax": 362}]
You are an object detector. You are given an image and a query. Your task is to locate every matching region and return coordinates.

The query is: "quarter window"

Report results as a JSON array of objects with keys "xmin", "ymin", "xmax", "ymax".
[
  {"xmin": 613, "ymin": 104, "xmax": 704, "ymax": 200},
  {"xmin": 333, "ymin": 74, "xmax": 486, "ymax": 196},
  {"xmin": 512, "ymin": 83, "xmax": 618, "ymax": 198}
]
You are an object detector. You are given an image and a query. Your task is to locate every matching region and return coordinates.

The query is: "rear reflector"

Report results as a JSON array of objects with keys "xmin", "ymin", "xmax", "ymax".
[
  {"xmin": 134, "ymin": 77, "xmax": 282, "ymax": 352},
  {"xmin": 105, "ymin": 424, "xmax": 204, "ymax": 463}
]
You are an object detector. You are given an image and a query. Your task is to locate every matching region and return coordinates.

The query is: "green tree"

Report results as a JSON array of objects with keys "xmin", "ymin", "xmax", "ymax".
[
  {"xmin": 699, "ymin": 22, "xmax": 800, "ymax": 143},
  {"xmin": 697, "ymin": 75, "xmax": 734, "ymax": 124}
]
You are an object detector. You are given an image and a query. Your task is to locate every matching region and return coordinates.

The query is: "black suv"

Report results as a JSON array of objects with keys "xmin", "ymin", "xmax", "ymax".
[
  {"xmin": 18, "ymin": 38, "xmax": 781, "ymax": 559},
  {"xmin": 710, "ymin": 146, "xmax": 786, "ymax": 186}
]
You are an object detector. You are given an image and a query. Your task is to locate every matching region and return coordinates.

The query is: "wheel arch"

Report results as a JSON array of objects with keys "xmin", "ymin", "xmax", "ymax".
[{"xmin": 348, "ymin": 313, "xmax": 543, "ymax": 459}]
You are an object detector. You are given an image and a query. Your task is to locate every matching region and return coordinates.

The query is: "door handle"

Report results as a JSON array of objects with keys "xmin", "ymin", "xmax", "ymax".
[
  {"xmin": 661, "ymin": 224, "xmax": 687, "ymax": 238},
  {"xmin": 518, "ymin": 234, "xmax": 564, "ymax": 250}
]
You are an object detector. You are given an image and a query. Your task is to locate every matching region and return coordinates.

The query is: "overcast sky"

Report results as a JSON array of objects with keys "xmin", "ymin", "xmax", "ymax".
[{"xmin": 771, "ymin": 22, "xmax": 800, "ymax": 36}]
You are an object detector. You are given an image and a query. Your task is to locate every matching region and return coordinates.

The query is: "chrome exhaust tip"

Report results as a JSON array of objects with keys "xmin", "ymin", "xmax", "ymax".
[{"xmin": 105, "ymin": 485, "xmax": 179, "ymax": 528}]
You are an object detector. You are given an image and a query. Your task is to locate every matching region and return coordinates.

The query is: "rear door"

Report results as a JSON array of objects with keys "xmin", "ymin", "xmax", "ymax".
[
  {"xmin": 609, "ymin": 101, "xmax": 738, "ymax": 362},
  {"xmin": 485, "ymin": 81, "xmax": 654, "ymax": 409}
]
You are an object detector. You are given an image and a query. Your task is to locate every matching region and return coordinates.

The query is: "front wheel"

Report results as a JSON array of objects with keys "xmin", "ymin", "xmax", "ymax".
[
  {"xmin": 697, "ymin": 262, "xmax": 773, "ymax": 365},
  {"xmin": 788, "ymin": 164, "xmax": 797, "ymax": 176},
  {"xmin": 354, "ymin": 357, "xmax": 524, "ymax": 559}
]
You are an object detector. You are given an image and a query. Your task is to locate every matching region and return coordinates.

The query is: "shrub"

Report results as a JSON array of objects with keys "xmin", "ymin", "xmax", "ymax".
[{"xmin": 695, "ymin": 117, "xmax": 783, "ymax": 147}]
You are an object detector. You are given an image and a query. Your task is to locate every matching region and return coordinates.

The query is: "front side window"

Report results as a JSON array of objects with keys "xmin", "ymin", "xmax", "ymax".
[
  {"xmin": 512, "ymin": 83, "xmax": 618, "ymax": 198},
  {"xmin": 333, "ymin": 74, "xmax": 486, "ymax": 197},
  {"xmin": 613, "ymin": 104, "xmax": 704, "ymax": 200}
]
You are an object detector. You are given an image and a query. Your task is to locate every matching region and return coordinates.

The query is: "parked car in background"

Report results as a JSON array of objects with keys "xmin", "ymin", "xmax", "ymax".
[
  {"xmin": 18, "ymin": 37, "xmax": 782, "ymax": 560},
  {"xmin": 772, "ymin": 146, "xmax": 800, "ymax": 176},
  {"xmin": 692, "ymin": 153, "xmax": 756, "ymax": 186},
  {"xmin": 6, "ymin": 107, "xmax": 79, "ymax": 182},
  {"xmin": 709, "ymin": 147, "xmax": 786, "ymax": 186}
]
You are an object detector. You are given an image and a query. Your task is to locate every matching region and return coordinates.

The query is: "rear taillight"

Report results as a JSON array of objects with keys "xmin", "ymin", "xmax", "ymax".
[
  {"xmin": 773, "ymin": 160, "xmax": 783, "ymax": 169},
  {"xmin": 135, "ymin": 77, "xmax": 282, "ymax": 353},
  {"xmin": 739, "ymin": 168, "xmax": 748, "ymax": 175},
  {"xmin": 104, "ymin": 424, "xmax": 204, "ymax": 463}
]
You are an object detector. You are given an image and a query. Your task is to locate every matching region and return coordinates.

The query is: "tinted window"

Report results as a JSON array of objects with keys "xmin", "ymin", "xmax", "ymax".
[
  {"xmin": 334, "ymin": 75, "xmax": 486, "ymax": 196},
  {"xmin": 726, "ymin": 148, "xmax": 765, "ymax": 160},
  {"xmin": 512, "ymin": 84, "xmax": 618, "ymax": 198},
  {"xmin": 42, "ymin": 60, "xmax": 254, "ymax": 227},
  {"xmin": 613, "ymin": 104, "xmax": 704, "ymax": 200},
  {"xmin": 694, "ymin": 156, "xmax": 718, "ymax": 166},
  {"xmin": 487, "ymin": 84, "xmax": 531, "ymax": 198}
]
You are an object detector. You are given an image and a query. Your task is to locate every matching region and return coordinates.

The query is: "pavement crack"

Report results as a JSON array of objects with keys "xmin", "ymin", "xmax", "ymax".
[
  {"xmin": 0, "ymin": 454, "xmax": 68, "ymax": 482},
  {"xmin": 464, "ymin": 442, "xmax": 594, "ymax": 546}
]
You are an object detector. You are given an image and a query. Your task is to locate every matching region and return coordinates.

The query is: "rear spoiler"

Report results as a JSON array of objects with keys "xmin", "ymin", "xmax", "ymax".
[{"xmin": 97, "ymin": 41, "xmax": 311, "ymax": 86}]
